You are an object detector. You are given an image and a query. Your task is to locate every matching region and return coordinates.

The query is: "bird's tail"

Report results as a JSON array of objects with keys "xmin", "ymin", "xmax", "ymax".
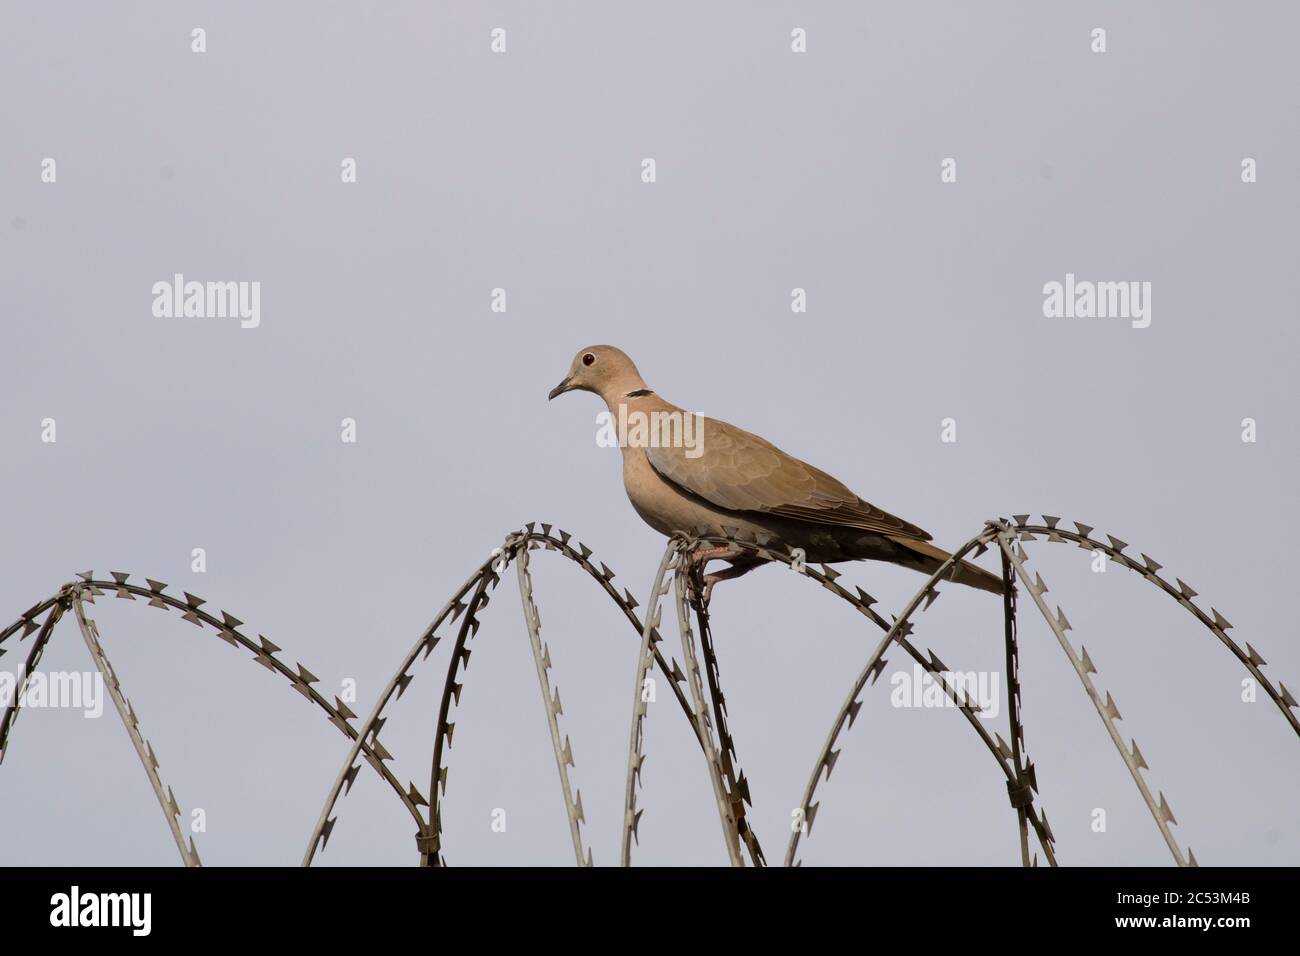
[{"xmin": 887, "ymin": 536, "xmax": 1005, "ymax": 595}]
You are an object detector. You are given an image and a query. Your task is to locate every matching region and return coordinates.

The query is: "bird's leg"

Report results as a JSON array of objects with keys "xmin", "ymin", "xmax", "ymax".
[
  {"xmin": 688, "ymin": 545, "xmax": 739, "ymax": 567},
  {"xmin": 700, "ymin": 557, "xmax": 764, "ymax": 605},
  {"xmin": 684, "ymin": 547, "xmax": 763, "ymax": 609},
  {"xmin": 683, "ymin": 546, "xmax": 736, "ymax": 609}
]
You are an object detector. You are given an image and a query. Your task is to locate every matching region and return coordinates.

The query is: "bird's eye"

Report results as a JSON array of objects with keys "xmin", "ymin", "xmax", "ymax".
[{"xmin": 582, "ymin": 352, "xmax": 596, "ymax": 366}]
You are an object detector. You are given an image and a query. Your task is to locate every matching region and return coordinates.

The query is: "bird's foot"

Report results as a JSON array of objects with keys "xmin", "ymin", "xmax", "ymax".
[
  {"xmin": 686, "ymin": 574, "xmax": 720, "ymax": 612},
  {"xmin": 683, "ymin": 545, "xmax": 736, "ymax": 610},
  {"xmin": 683, "ymin": 548, "xmax": 764, "ymax": 610}
]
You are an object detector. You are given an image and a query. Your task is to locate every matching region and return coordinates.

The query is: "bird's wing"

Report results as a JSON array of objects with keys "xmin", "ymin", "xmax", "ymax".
[{"xmin": 645, "ymin": 416, "xmax": 932, "ymax": 541}]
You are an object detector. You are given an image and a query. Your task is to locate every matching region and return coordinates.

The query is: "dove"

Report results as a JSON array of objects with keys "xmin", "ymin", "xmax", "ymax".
[{"xmin": 548, "ymin": 345, "xmax": 1004, "ymax": 603}]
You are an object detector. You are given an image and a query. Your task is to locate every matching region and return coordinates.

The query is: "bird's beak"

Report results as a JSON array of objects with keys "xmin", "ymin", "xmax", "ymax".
[{"xmin": 547, "ymin": 376, "xmax": 573, "ymax": 401}]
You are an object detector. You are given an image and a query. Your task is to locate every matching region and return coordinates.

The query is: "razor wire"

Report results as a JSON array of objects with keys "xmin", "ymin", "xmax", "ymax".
[
  {"xmin": 1, "ymin": 514, "xmax": 1294, "ymax": 866},
  {"xmin": 654, "ymin": 528, "xmax": 1058, "ymax": 866},
  {"xmin": 1007, "ymin": 515, "xmax": 1297, "ymax": 737},
  {"xmin": 995, "ymin": 523, "xmax": 1193, "ymax": 866},
  {"xmin": 516, "ymin": 543, "xmax": 592, "ymax": 865},
  {"xmin": 673, "ymin": 561, "xmax": 745, "ymax": 865},
  {"xmin": 308, "ymin": 523, "xmax": 709, "ymax": 866},
  {"xmin": 0, "ymin": 573, "xmax": 428, "ymax": 860},
  {"xmin": 0, "ymin": 594, "xmax": 67, "ymax": 768},
  {"xmin": 71, "ymin": 593, "xmax": 201, "ymax": 866}
]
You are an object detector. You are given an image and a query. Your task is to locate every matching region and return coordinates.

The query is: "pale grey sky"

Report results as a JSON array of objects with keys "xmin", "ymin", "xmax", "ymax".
[{"xmin": 1, "ymin": 1, "xmax": 1296, "ymax": 866}]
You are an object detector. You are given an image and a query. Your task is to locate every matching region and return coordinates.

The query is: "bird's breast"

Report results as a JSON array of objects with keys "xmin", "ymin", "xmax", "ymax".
[{"xmin": 621, "ymin": 447, "xmax": 704, "ymax": 537}]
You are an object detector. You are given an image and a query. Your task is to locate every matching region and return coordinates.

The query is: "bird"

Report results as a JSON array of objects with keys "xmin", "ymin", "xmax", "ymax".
[{"xmin": 547, "ymin": 345, "xmax": 1004, "ymax": 603}]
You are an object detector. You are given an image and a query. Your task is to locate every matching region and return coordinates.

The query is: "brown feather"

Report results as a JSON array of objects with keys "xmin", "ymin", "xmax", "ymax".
[{"xmin": 645, "ymin": 417, "xmax": 933, "ymax": 541}]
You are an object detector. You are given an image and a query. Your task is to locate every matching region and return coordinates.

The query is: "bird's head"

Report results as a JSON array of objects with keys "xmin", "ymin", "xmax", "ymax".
[{"xmin": 547, "ymin": 345, "xmax": 648, "ymax": 403}]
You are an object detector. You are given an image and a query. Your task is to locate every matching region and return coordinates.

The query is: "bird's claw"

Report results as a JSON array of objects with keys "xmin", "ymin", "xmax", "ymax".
[{"xmin": 685, "ymin": 574, "xmax": 717, "ymax": 611}]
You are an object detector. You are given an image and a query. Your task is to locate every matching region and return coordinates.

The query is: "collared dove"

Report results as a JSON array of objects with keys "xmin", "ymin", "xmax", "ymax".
[{"xmin": 549, "ymin": 345, "xmax": 1004, "ymax": 602}]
